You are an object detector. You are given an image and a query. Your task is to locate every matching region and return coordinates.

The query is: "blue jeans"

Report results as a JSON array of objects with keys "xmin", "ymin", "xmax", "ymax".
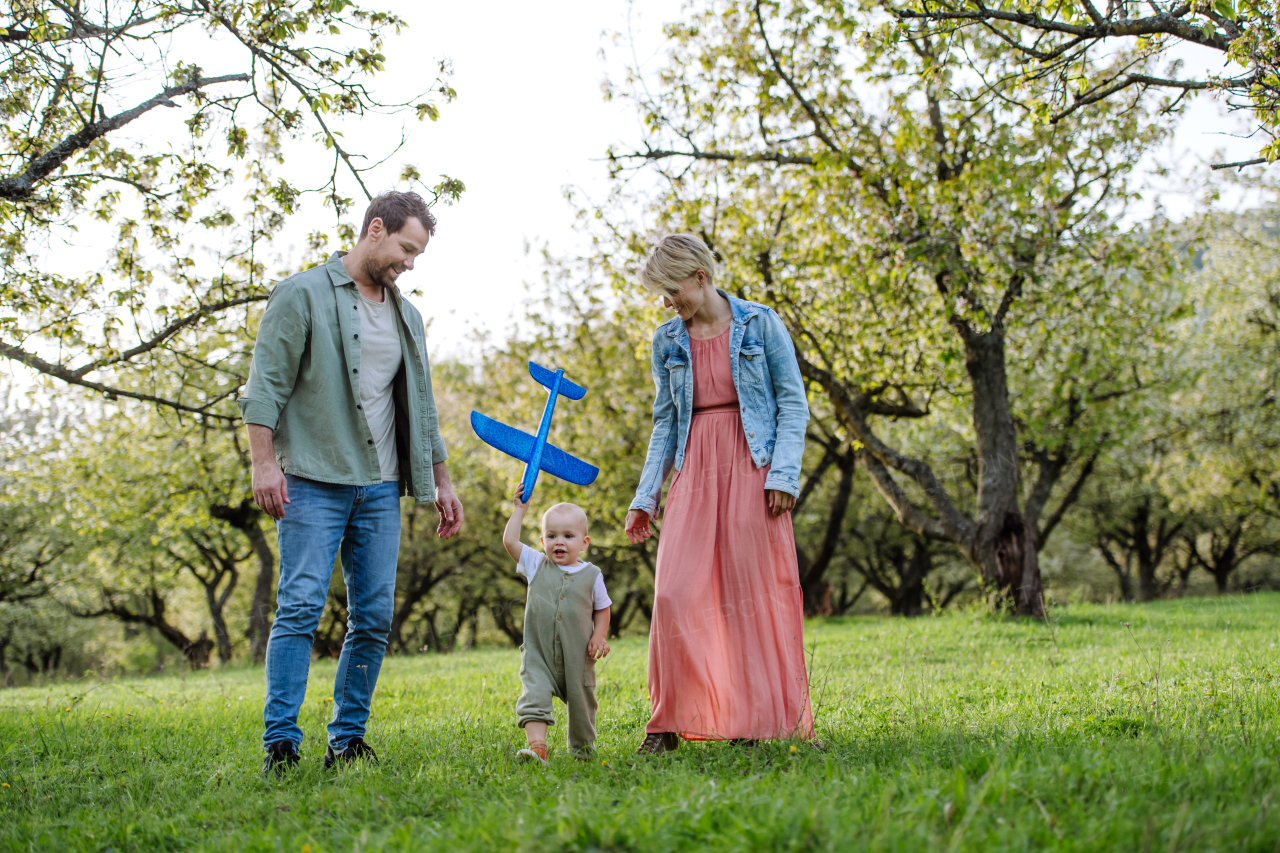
[{"xmin": 263, "ymin": 475, "xmax": 402, "ymax": 751}]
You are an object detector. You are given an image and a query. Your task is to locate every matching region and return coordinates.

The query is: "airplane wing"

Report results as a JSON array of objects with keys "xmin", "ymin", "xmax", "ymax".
[
  {"xmin": 529, "ymin": 361, "xmax": 586, "ymax": 400},
  {"xmin": 539, "ymin": 441, "xmax": 600, "ymax": 486},
  {"xmin": 470, "ymin": 411, "xmax": 535, "ymax": 462},
  {"xmin": 472, "ymin": 410, "xmax": 599, "ymax": 486}
]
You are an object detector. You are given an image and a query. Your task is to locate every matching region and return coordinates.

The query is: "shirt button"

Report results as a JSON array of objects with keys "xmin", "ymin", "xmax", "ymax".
[
  {"xmin": 749, "ymin": 432, "xmax": 755, "ymax": 437},
  {"xmin": 354, "ymin": 334, "xmax": 359, "ymax": 339},
  {"xmin": 557, "ymin": 615, "xmax": 562, "ymax": 621},
  {"xmin": 368, "ymin": 440, "xmax": 374, "ymax": 445},
  {"xmin": 353, "ymin": 368, "xmax": 359, "ymax": 374},
  {"xmin": 560, "ymin": 595, "xmax": 565, "ymax": 600},
  {"xmin": 357, "ymin": 404, "xmax": 363, "ymax": 410}
]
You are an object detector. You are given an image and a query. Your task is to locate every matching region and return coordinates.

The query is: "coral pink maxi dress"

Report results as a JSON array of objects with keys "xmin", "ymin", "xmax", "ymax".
[{"xmin": 646, "ymin": 328, "xmax": 814, "ymax": 741}]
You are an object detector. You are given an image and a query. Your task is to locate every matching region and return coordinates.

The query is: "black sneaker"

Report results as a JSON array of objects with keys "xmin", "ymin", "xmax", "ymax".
[
  {"xmin": 263, "ymin": 740, "xmax": 300, "ymax": 777},
  {"xmin": 324, "ymin": 736, "xmax": 380, "ymax": 769}
]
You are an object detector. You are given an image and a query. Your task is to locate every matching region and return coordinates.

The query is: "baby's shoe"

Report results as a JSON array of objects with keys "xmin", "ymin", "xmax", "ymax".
[{"xmin": 517, "ymin": 742, "xmax": 548, "ymax": 766}]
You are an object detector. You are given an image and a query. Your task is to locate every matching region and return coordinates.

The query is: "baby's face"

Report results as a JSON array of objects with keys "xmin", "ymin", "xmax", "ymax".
[{"xmin": 541, "ymin": 509, "xmax": 590, "ymax": 566}]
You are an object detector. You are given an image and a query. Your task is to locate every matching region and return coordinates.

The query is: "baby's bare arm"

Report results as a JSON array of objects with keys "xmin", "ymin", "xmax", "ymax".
[
  {"xmin": 503, "ymin": 486, "xmax": 530, "ymax": 562},
  {"xmin": 588, "ymin": 606, "xmax": 611, "ymax": 659}
]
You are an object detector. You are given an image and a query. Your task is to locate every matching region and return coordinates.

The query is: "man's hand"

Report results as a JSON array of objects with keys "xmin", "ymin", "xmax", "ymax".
[
  {"xmin": 624, "ymin": 509, "xmax": 654, "ymax": 544},
  {"xmin": 432, "ymin": 460, "xmax": 464, "ymax": 539},
  {"xmin": 248, "ymin": 424, "xmax": 290, "ymax": 520},
  {"xmin": 435, "ymin": 488, "xmax": 464, "ymax": 539},
  {"xmin": 252, "ymin": 459, "xmax": 290, "ymax": 520},
  {"xmin": 766, "ymin": 489, "xmax": 796, "ymax": 517}
]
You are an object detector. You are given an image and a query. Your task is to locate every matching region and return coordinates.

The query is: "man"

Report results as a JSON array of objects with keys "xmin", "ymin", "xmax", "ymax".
[{"xmin": 238, "ymin": 190, "xmax": 464, "ymax": 776}]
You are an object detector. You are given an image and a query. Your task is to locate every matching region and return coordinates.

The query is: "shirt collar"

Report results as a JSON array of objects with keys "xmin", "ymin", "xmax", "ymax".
[
  {"xmin": 326, "ymin": 251, "xmax": 355, "ymax": 288},
  {"xmin": 326, "ymin": 250, "xmax": 403, "ymax": 306}
]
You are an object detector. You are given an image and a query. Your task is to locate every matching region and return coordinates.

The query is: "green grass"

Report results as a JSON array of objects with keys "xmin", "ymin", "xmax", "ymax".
[{"xmin": 1, "ymin": 595, "xmax": 1278, "ymax": 852}]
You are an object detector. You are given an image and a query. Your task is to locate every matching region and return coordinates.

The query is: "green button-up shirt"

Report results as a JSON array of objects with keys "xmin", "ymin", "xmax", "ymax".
[{"xmin": 237, "ymin": 252, "xmax": 448, "ymax": 502}]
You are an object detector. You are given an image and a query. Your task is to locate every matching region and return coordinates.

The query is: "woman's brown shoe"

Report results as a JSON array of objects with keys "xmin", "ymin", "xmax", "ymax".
[{"xmin": 636, "ymin": 732, "xmax": 680, "ymax": 755}]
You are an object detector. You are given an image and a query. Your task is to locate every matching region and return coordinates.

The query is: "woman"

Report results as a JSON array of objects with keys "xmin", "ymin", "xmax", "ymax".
[{"xmin": 625, "ymin": 234, "xmax": 813, "ymax": 753}]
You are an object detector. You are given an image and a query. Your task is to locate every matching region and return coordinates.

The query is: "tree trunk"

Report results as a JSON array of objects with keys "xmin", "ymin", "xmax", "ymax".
[
  {"xmin": 243, "ymin": 521, "xmax": 276, "ymax": 664},
  {"xmin": 1132, "ymin": 503, "xmax": 1160, "ymax": 602},
  {"xmin": 184, "ymin": 631, "xmax": 215, "ymax": 669},
  {"xmin": 1097, "ymin": 543, "xmax": 1134, "ymax": 602},
  {"xmin": 965, "ymin": 328, "xmax": 1044, "ymax": 617},
  {"xmin": 1213, "ymin": 567, "xmax": 1231, "ymax": 593},
  {"xmin": 796, "ymin": 445, "xmax": 856, "ymax": 616},
  {"xmin": 209, "ymin": 601, "xmax": 232, "ymax": 665},
  {"xmin": 211, "ymin": 501, "xmax": 275, "ymax": 664},
  {"xmin": 891, "ymin": 540, "xmax": 930, "ymax": 617}
]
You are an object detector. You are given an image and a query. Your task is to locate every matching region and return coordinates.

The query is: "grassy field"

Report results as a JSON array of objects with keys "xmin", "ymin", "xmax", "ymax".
[{"xmin": 0, "ymin": 595, "xmax": 1277, "ymax": 852}]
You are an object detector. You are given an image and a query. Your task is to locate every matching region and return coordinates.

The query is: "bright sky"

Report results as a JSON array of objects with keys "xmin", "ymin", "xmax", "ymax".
[{"xmin": 310, "ymin": 0, "xmax": 686, "ymax": 357}]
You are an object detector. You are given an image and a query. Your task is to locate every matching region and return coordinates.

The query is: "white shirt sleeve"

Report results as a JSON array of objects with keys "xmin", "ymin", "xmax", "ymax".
[
  {"xmin": 593, "ymin": 573, "xmax": 612, "ymax": 610},
  {"xmin": 516, "ymin": 544, "xmax": 542, "ymax": 584}
]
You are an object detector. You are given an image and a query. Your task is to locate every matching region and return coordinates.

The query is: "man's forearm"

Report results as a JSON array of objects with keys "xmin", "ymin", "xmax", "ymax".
[
  {"xmin": 248, "ymin": 424, "xmax": 277, "ymax": 469},
  {"xmin": 433, "ymin": 459, "xmax": 452, "ymax": 495}
]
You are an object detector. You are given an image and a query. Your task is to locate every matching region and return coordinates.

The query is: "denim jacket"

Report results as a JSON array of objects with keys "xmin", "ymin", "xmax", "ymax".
[{"xmin": 629, "ymin": 290, "xmax": 809, "ymax": 517}]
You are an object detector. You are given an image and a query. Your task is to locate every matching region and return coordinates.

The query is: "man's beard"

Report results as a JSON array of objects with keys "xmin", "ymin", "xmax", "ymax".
[{"xmin": 363, "ymin": 256, "xmax": 401, "ymax": 289}]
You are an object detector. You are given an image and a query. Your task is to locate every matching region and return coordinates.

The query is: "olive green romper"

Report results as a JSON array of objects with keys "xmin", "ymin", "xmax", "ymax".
[{"xmin": 516, "ymin": 557, "xmax": 600, "ymax": 755}]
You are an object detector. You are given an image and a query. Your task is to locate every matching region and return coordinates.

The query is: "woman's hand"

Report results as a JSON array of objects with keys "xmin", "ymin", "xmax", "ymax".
[
  {"xmin": 625, "ymin": 509, "xmax": 654, "ymax": 544},
  {"xmin": 766, "ymin": 489, "xmax": 796, "ymax": 517}
]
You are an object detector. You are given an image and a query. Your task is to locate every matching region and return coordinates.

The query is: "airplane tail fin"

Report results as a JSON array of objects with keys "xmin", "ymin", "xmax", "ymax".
[{"xmin": 528, "ymin": 361, "xmax": 586, "ymax": 400}]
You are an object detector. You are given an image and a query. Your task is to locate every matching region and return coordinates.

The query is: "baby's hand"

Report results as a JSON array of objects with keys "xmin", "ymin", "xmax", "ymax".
[
  {"xmin": 587, "ymin": 637, "xmax": 611, "ymax": 660},
  {"xmin": 514, "ymin": 483, "xmax": 530, "ymax": 508}
]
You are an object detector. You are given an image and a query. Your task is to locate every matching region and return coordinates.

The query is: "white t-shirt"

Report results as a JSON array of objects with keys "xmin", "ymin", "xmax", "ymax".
[
  {"xmin": 356, "ymin": 290, "xmax": 403, "ymax": 482},
  {"xmin": 517, "ymin": 544, "xmax": 611, "ymax": 610}
]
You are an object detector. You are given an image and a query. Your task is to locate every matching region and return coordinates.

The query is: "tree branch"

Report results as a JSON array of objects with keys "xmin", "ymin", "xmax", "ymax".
[
  {"xmin": 70, "ymin": 294, "xmax": 266, "ymax": 377},
  {"xmin": 0, "ymin": 72, "xmax": 249, "ymax": 201},
  {"xmin": 0, "ymin": 338, "xmax": 238, "ymax": 421},
  {"xmin": 795, "ymin": 347, "xmax": 976, "ymax": 543},
  {"xmin": 753, "ymin": 0, "xmax": 861, "ymax": 172},
  {"xmin": 893, "ymin": 5, "xmax": 1231, "ymax": 51}
]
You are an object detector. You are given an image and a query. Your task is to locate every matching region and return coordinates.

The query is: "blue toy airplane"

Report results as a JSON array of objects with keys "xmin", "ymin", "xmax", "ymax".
[{"xmin": 470, "ymin": 362, "xmax": 600, "ymax": 502}]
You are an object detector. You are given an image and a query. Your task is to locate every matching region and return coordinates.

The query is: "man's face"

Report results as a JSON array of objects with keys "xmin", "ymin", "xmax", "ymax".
[{"xmin": 362, "ymin": 216, "xmax": 430, "ymax": 288}]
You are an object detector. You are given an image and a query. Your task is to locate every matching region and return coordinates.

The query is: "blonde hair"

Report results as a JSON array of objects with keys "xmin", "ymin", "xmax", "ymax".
[
  {"xmin": 541, "ymin": 502, "xmax": 589, "ymax": 535},
  {"xmin": 638, "ymin": 233, "xmax": 718, "ymax": 296}
]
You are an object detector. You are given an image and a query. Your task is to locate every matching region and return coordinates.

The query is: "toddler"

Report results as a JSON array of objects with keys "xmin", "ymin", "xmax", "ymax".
[{"xmin": 503, "ymin": 487, "xmax": 611, "ymax": 763}]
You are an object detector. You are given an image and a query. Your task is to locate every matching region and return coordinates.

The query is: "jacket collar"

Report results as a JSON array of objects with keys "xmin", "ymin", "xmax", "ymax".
[
  {"xmin": 327, "ymin": 250, "xmax": 402, "ymax": 306},
  {"xmin": 663, "ymin": 288, "xmax": 761, "ymax": 338}
]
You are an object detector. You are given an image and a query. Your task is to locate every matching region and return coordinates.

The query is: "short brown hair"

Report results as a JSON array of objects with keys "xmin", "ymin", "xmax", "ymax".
[{"xmin": 359, "ymin": 190, "xmax": 437, "ymax": 240}]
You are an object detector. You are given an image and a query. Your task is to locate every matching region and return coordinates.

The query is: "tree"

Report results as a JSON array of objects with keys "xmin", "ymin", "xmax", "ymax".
[
  {"xmin": 892, "ymin": 0, "xmax": 1280, "ymax": 169},
  {"xmin": 1, "ymin": 0, "xmax": 461, "ymax": 415},
  {"xmin": 48, "ymin": 393, "xmax": 273, "ymax": 666},
  {"xmin": 1089, "ymin": 489, "xmax": 1183, "ymax": 602},
  {"xmin": 1155, "ymin": 209, "xmax": 1280, "ymax": 591},
  {"xmin": 1183, "ymin": 505, "xmax": 1279, "ymax": 592},
  {"xmin": 608, "ymin": 0, "xmax": 1185, "ymax": 615}
]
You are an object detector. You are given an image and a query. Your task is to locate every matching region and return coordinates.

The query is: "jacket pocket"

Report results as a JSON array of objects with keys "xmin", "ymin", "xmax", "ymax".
[
  {"xmin": 665, "ymin": 356, "xmax": 687, "ymax": 403},
  {"xmin": 739, "ymin": 344, "xmax": 767, "ymax": 388}
]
